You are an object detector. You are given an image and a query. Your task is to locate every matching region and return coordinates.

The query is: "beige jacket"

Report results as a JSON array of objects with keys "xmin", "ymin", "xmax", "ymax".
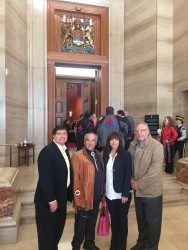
[
  {"xmin": 129, "ymin": 135, "xmax": 164, "ymax": 198},
  {"xmin": 71, "ymin": 147, "xmax": 104, "ymax": 211}
]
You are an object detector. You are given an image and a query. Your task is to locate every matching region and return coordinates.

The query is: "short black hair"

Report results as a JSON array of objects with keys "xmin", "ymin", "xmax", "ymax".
[
  {"xmin": 52, "ymin": 125, "xmax": 68, "ymax": 135},
  {"xmin": 84, "ymin": 110, "xmax": 93, "ymax": 118},
  {"xmin": 117, "ymin": 110, "xmax": 125, "ymax": 116},
  {"xmin": 106, "ymin": 106, "xmax": 114, "ymax": 115}
]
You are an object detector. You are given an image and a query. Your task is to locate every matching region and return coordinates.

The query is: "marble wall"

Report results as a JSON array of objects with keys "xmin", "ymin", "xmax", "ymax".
[
  {"xmin": 28, "ymin": 0, "xmax": 125, "ymax": 160},
  {"xmin": 173, "ymin": 0, "xmax": 188, "ymax": 129},
  {"xmin": 124, "ymin": 0, "xmax": 173, "ymax": 125},
  {"xmin": 157, "ymin": 0, "xmax": 173, "ymax": 124},
  {"xmin": 0, "ymin": 0, "xmax": 28, "ymax": 167},
  {"xmin": 1, "ymin": 0, "xmax": 188, "ymax": 166},
  {"xmin": 0, "ymin": 0, "xmax": 6, "ymax": 167}
]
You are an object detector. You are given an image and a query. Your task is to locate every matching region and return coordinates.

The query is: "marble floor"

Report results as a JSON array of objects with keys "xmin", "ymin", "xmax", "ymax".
[
  {"xmin": 1, "ymin": 150, "xmax": 188, "ymax": 250},
  {"xmin": 1, "ymin": 205, "xmax": 188, "ymax": 250}
]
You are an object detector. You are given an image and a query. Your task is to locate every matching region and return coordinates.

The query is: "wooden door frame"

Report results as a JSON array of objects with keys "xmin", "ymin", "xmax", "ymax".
[{"xmin": 47, "ymin": 56, "xmax": 108, "ymax": 143}]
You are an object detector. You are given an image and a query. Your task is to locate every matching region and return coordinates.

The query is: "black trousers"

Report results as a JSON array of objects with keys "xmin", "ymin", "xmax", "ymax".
[
  {"xmin": 71, "ymin": 200, "xmax": 100, "ymax": 249},
  {"xmin": 134, "ymin": 195, "xmax": 163, "ymax": 250},
  {"xmin": 35, "ymin": 204, "xmax": 67, "ymax": 250},
  {"xmin": 106, "ymin": 195, "xmax": 131, "ymax": 250},
  {"xmin": 174, "ymin": 140, "xmax": 186, "ymax": 159},
  {"xmin": 164, "ymin": 144, "xmax": 175, "ymax": 173}
]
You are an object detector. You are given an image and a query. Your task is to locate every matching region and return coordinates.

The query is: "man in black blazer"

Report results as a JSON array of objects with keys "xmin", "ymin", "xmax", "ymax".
[{"xmin": 34, "ymin": 125, "xmax": 73, "ymax": 250}]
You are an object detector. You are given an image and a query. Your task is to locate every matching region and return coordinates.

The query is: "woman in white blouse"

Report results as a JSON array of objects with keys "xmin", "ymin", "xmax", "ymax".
[{"xmin": 103, "ymin": 132, "xmax": 132, "ymax": 250}]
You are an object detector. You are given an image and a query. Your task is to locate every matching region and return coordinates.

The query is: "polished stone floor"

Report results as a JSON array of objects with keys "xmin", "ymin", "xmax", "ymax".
[
  {"xmin": 1, "ymin": 205, "xmax": 188, "ymax": 250},
  {"xmin": 1, "ymin": 148, "xmax": 188, "ymax": 250}
]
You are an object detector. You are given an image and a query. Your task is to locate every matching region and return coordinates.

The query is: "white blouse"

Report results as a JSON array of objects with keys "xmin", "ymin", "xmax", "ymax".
[{"xmin": 105, "ymin": 153, "xmax": 122, "ymax": 200}]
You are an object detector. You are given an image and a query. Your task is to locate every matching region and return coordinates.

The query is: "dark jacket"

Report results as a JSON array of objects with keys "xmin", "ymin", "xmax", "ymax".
[
  {"xmin": 97, "ymin": 115, "xmax": 127, "ymax": 148},
  {"xmin": 34, "ymin": 141, "xmax": 73, "ymax": 208},
  {"xmin": 76, "ymin": 117, "xmax": 94, "ymax": 150},
  {"xmin": 103, "ymin": 150, "xmax": 132, "ymax": 198}
]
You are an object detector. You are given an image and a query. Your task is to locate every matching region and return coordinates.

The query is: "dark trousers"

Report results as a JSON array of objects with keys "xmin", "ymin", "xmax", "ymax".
[
  {"xmin": 106, "ymin": 196, "xmax": 131, "ymax": 250},
  {"xmin": 174, "ymin": 140, "xmax": 186, "ymax": 159},
  {"xmin": 71, "ymin": 201, "xmax": 100, "ymax": 249},
  {"xmin": 164, "ymin": 144, "xmax": 175, "ymax": 173},
  {"xmin": 134, "ymin": 195, "xmax": 163, "ymax": 250},
  {"xmin": 35, "ymin": 204, "xmax": 67, "ymax": 250}
]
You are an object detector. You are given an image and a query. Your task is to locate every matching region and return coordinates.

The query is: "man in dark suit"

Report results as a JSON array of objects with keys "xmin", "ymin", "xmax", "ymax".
[{"xmin": 34, "ymin": 125, "xmax": 73, "ymax": 250}]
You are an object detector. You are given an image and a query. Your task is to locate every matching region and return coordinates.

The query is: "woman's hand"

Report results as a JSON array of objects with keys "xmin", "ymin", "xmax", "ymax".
[
  {"xmin": 121, "ymin": 197, "xmax": 128, "ymax": 203},
  {"xmin": 101, "ymin": 196, "xmax": 107, "ymax": 207}
]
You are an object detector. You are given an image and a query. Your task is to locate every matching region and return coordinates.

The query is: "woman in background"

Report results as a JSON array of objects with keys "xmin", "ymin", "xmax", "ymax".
[
  {"xmin": 103, "ymin": 132, "xmax": 132, "ymax": 250},
  {"xmin": 91, "ymin": 113, "xmax": 99, "ymax": 133},
  {"xmin": 160, "ymin": 116, "xmax": 178, "ymax": 174}
]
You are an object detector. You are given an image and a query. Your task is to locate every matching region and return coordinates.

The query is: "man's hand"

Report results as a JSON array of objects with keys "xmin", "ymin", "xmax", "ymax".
[
  {"xmin": 131, "ymin": 180, "xmax": 140, "ymax": 191},
  {"xmin": 49, "ymin": 200, "xmax": 58, "ymax": 212}
]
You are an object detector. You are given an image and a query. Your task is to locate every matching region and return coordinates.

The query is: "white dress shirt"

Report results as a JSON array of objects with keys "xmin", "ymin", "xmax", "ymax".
[
  {"xmin": 54, "ymin": 141, "xmax": 70, "ymax": 187},
  {"xmin": 105, "ymin": 153, "xmax": 122, "ymax": 200}
]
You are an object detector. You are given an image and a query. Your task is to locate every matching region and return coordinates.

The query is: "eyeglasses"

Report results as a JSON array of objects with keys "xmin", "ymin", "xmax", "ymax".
[{"xmin": 135, "ymin": 129, "xmax": 148, "ymax": 133}]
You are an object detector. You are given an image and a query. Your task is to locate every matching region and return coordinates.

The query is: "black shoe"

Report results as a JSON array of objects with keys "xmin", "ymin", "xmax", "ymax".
[
  {"xmin": 83, "ymin": 244, "xmax": 100, "ymax": 250},
  {"xmin": 131, "ymin": 244, "xmax": 146, "ymax": 250}
]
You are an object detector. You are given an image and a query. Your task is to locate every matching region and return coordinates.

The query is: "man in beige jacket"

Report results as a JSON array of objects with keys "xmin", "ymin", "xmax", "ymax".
[{"xmin": 129, "ymin": 121, "xmax": 164, "ymax": 250}]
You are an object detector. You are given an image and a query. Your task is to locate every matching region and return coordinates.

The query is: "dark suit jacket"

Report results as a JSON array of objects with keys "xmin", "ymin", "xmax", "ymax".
[
  {"xmin": 34, "ymin": 141, "xmax": 73, "ymax": 208},
  {"xmin": 103, "ymin": 150, "xmax": 132, "ymax": 198}
]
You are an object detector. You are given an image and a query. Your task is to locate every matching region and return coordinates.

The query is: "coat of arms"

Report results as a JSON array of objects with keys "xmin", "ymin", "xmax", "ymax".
[{"xmin": 61, "ymin": 15, "xmax": 94, "ymax": 54}]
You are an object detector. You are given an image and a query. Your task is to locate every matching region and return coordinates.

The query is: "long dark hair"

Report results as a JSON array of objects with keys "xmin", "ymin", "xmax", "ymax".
[{"xmin": 104, "ymin": 132, "xmax": 124, "ymax": 156}]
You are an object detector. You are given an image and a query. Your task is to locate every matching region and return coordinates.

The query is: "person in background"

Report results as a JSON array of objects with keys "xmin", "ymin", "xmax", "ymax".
[
  {"xmin": 160, "ymin": 116, "xmax": 178, "ymax": 174},
  {"xmin": 117, "ymin": 110, "xmax": 132, "ymax": 150},
  {"xmin": 129, "ymin": 122, "xmax": 164, "ymax": 250},
  {"xmin": 91, "ymin": 113, "xmax": 99, "ymax": 133},
  {"xmin": 64, "ymin": 118, "xmax": 75, "ymax": 143},
  {"xmin": 34, "ymin": 125, "xmax": 73, "ymax": 250},
  {"xmin": 74, "ymin": 113, "xmax": 84, "ymax": 134},
  {"xmin": 103, "ymin": 132, "xmax": 132, "ymax": 250},
  {"xmin": 64, "ymin": 118, "xmax": 71, "ymax": 132},
  {"xmin": 174, "ymin": 115, "xmax": 187, "ymax": 159},
  {"xmin": 97, "ymin": 106, "xmax": 127, "ymax": 151},
  {"xmin": 124, "ymin": 110, "xmax": 135, "ymax": 141},
  {"xmin": 76, "ymin": 110, "xmax": 94, "ymax": 151},
  {"xmin": 71, "ymin": 132, "xmax": 103, "ymax": 250}
]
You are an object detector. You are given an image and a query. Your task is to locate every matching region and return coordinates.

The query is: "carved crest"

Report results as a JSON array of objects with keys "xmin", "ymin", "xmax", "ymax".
[{"xmin": 61, "ymin": 15, "xmax": 94, "ymax": 54}]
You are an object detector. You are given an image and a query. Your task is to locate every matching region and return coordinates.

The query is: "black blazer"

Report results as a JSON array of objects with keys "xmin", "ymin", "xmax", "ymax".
[
  {"xmin": 103, "ymin": 150, "xmax": 132, "ymax": 198},
  {"xmin": 34, "ymin": 141, "xmax": 73, "ymax": 208}
]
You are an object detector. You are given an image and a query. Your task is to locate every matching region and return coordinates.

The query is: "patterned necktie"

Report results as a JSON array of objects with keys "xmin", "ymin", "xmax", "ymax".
[{"xmin": 133, "ymin": 142, "xmax": 142, "ymax": 177}]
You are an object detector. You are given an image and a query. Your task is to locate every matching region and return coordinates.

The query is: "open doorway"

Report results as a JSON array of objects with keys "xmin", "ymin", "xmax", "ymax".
[{"xmin": 55, "ymin": 65, "xmax": 100, "ymax": 127}]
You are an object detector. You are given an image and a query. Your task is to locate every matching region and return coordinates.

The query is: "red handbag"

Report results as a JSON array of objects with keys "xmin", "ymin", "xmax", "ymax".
[{"xmin": 97, "ymin": 205, "xmax": 110, "ymax": 236}]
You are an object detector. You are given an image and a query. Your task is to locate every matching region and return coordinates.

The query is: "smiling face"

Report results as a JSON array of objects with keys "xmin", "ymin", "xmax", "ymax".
[
  {"xmin": 109, "ymin": 138, "xmax": 119, "ymax": 151},
  {"xmin": 135, "ymin": 123, "xmax": 150, "ymax": 142},
  {"xmin": 84, "ymin": 133, "xmax": 97, "ymax": 151},
  {"xmin": 53, "ymin": 129, "xmax": 68, "ymax": 146}
]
